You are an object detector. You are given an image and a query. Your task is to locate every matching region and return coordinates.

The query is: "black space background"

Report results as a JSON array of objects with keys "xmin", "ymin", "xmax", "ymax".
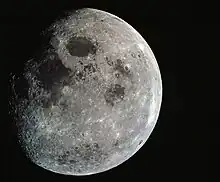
[{"xmin": 4, "ymin": 0, "xmax": 215, "ymax": 181}]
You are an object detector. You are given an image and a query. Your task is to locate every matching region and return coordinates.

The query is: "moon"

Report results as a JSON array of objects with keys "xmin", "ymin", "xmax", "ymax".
[{"xmin": 9, "ymin": 8, "xmax": 162, "ymax": 176}]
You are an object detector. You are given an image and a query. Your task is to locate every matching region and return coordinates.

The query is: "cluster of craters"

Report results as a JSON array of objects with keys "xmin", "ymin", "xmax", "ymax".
[
  {"xmin": 103, "ymin": 57, "xmax": 133, "ymax": 107},
  {"xmin": 61, "ymin": 35, "xmax": 134, "ymax": 108}
]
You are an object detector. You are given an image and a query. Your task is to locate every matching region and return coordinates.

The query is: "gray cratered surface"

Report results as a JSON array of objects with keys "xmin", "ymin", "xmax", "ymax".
[{"xmin": 9, "ymin": 8, "xmax": 162, "ymax": 176}]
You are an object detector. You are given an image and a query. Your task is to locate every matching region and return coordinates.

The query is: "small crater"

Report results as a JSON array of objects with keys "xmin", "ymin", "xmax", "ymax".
[
  {"xmin": 115, "ymin": 72, "xmax": 120, "ymax": 78},
  {"xmin": 136, "ymin": 51, "xmax": 143, "ymax": 58},
  {"xmin": 105, "ymin": 56, "xmax": 113, "ymax": 66},
  {"xmin": 93, "ymin": 143, "xmax": 99, "ymax": 149},
  {"xmin": 69, "ymin": 159, "xmax": 76, "ymax": 164},
  {"xmin": 139, "ymin": 140, "xmax": 143, "ymax": 145},
  {"xmin": 74, "ymin": 146, "xmax": 79, "ymax": 151},
  {"xmin": 131, "ymin": 53, "xmax": 136, "ymax": 58},
  {"xmin": 89, "ymin": 156, "xmax": 95, "ymax": 160},
  {"xmin": 113, "ymin": 140, "xmax": 119, "ymax": 147},
  {"xmin": 124, "ymin": 65, "xmax": 129, "ymax": 72},
  {"xmin": 116, "ymin": 59, "xmax": 123, "ymax": 66},
  {"xmin": 85, "ymin": 144, "xmax": 90, "ymax": 149}
]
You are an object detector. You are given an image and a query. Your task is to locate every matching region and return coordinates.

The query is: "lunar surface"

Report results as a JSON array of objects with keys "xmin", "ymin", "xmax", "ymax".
[{"xmin": 9, "ymin": 8, "xmax": 162, "ymax": 175}]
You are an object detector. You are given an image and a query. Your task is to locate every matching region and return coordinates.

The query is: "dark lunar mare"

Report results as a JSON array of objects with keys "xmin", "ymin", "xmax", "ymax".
[
  {"xmin": 66, "ymin": 36, "xmax": 97, "ymax": 57},
  {"xmin": 103, "ymin": 57, "xmax": 133, "ymax": 107},
  {"xmin": 9, "ymin": 30, "xmax": 72, "ymax": 126},
  {"xmin": 104, "ymin": 84, "xmax": 125, "ymax": 106}
]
